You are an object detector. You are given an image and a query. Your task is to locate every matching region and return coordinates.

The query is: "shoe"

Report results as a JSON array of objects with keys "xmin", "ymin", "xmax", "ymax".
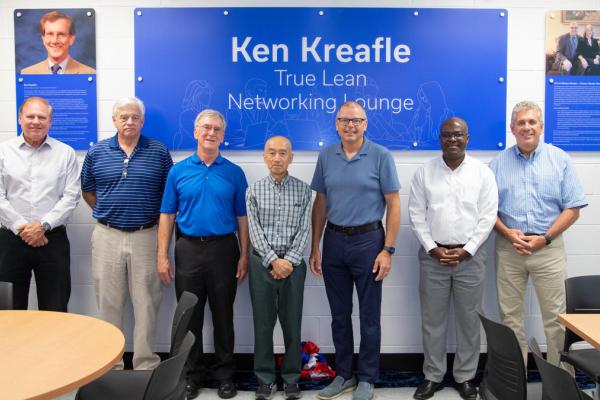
[
  {"xmin": 317, "ymin": 376, "xmax": 357, "ymax": 399},
  {"xmin": 218, "ymin": 381, "xmax": 237, "ymax": 399},
  {"xmin": 186, "ymin": 382, "xmax": 200, "ymax": 399},
  {"xmin": 455, "ymin": 380, "xmax": 477, "ymax": 400},
  {"xmin": 283, "ymin": 382, "xmax": 302, "ymax": 399},
  {"xmin": 255, "ymin": 382, "xmax": 277, "ymax": 400},
  {"xmin": 352, "ymin": 381, "xmax": 374, "ymax": 400},
  {"xmin": 413, "ymin": 379, "xmax": 443, "ymax": 400}
]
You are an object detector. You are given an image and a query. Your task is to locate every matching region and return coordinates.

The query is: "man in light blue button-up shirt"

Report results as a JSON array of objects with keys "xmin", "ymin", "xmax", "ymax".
[{"xmin": 489, "ymin": 101, "xmax": 587, "ymax": 367}]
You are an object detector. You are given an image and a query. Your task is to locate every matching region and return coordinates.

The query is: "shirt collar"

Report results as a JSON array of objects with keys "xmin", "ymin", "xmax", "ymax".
[
  {"xmin": 439, "ymin": 153, "xmax": 469, "ymax": 170},
  {"xmin": 192, "ymin": 152, "xmax": 224, "ymax": 165},
  {"xmin": 335, "ymin": 137, "xmax": 370, "ymax": 159},
  {"xmin": 47, "ymin": 57, "xmax": 69, "ymax": 73},
  {"xmin": 268, "ymin": 173, "xmax": 290, "ymax": 187},
  {"xmin": 109, "ymin": 133, "xmax": 149, "ymax": 150},
  {"xmin": 514, "ymin": 142, "xmax": 544, "ymax": 160},
  {"xmin": 17, "ymin": 133, "xmax": 52, "ymax": 149}
]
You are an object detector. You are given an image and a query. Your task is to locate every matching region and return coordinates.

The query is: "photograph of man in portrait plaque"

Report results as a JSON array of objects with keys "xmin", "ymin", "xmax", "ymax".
[{"xmin": 16, "ymin": 9, "xmax": 96, "ymax": 75}]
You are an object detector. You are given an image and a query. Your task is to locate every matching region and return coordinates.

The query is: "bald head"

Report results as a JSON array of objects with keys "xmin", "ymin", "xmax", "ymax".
[
  {"xmin": 440, "ymin": 117, "xmax": 468, "ymax": 134},
  {"xmin": 264, "ymin": 136, "xmax": 293, "ymax": 181},
  {"xmin": 336, "ymin": 101, "xmax": 367, "ymax": 119},
  {"xmin": 264, "ymin": 135, "xmax": 292, "ymax": 152}
]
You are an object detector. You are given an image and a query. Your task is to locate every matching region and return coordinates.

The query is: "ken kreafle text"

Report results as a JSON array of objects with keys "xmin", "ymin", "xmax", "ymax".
[{"xmin": 232, "ymin": 36, "xmax": 411, "ymax": 63}]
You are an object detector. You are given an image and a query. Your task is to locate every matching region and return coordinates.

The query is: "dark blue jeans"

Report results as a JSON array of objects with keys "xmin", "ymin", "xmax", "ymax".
[{"xmin": 322, "ymin": 225, "xmax": 384, "ymax": 383}]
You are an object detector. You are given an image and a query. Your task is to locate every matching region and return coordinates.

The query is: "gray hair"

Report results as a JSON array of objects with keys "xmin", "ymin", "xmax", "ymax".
[
  {"xmin": 510, "ymin": 101, "xmax": 543, "ymax": 128},
  {"xmin": 194, "ymin": 109, "xmax": 226, "ymax": 130},
  {"xmin": 112, "ymin": 97, "xmax": 145, "ymax": 118},
  {"xmin": 336, "ymin": 100, "xmax": 367, "ymax": 118},
  {"xmin": 19, "ymin": 96, "xmax": 53, "ymax": 119}
]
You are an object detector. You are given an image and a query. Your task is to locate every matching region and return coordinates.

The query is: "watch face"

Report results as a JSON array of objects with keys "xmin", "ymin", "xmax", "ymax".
[{"xmin": 385, "ymin": 246, "xmax": 396, "ymax": 255}]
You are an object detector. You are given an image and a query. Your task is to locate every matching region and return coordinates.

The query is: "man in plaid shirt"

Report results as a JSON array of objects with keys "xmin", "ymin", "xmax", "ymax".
[{"xmin": 246, "ymin": 136, "xmax": 312, "ymax": 400}]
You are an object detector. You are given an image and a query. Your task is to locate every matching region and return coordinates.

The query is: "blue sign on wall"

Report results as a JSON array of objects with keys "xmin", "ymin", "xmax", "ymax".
[
  {"xmin": 545, "ymin": 77, "xmax": 600, "ymax": 151},
  {"xmin": 16, "ymin": 75, "xmax": 97, "ymax": 150},
  {"xmin": 15, "ymin": 9, "xmax": 97, "ymax": 150},
  {"xmin": 135, "ymin": 8, "xmax": 507, "ymax": 151}
]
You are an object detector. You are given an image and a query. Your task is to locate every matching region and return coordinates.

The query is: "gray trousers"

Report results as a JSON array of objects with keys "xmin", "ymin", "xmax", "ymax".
[{"xmin": 419, "ymin": 246, "xmax": 486, "ymax": 383}]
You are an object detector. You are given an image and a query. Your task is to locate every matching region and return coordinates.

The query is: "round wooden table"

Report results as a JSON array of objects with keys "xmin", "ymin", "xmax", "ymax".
[{"xmin": 0, "ymin": 310, "xmax": 125, "ymax": 400}]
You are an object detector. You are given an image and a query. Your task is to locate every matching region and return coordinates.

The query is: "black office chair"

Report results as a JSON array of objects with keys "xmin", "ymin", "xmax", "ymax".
[
  {"xmin": 0, "ymin": 281, "xmax": 13, "ymax": 310},
  {"xmin": 561, "ymin": 276, "xmax": 600, "ymax": 383},
  {"xmin": 169, "ymin": 291, "xmax": 198, "ymax": 399},
  {"xmin": 479, "ymin": 314, "xmax": 542, "ymax": 400},
  {"xmin": 170, "ymin": 291, "xmax": 198, "ymax": 356},
  {"xmin": 77, "ymin": 292, "xmax": 198, "ymax": 400},
  {"xmin": 76, "ymin": 331, "xmax": 195, "ymax": 400},
  {"xmin": 479, "ymin": 314, "xmax": 528, "ymax": 400},
  {"xmin": 530, "ymin": 337, "xmax": 593, "ymax": 400}
]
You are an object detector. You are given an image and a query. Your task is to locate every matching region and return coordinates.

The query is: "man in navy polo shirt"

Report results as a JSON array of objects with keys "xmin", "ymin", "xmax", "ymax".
[
  {"xmin": 81, "ymin": 97, "xmax": 173, "ymax": 370},
  {"xmin": 157, "ymin": 109, "xmax": 249, "ymax": 400},
  {"xmin": 310, "ymin": 101, "xmax": 401, "ymax": 400}
]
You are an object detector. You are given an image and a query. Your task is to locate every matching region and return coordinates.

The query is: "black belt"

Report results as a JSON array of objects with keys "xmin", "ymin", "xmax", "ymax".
[
  {"xmin": 524, "ymin": 232, "xmax": 544, "ymax": 236},
  {"xmin": 326, "ymin": 221, "xmax": 382, "ymax": 235},
  {"xmin": 179, "ymin": 232, "xmax": 235, "ymax": 242},
  {"xmin": 98, "ymin": 220, "xmax": 156, "ymax": 232},
  {"xmin": 47, "ymin": 225, "xmax": 66, "ymax": 234},
  {"xmin": 435, "ymin": 242, "xmax": 465, "ymax": 250}
]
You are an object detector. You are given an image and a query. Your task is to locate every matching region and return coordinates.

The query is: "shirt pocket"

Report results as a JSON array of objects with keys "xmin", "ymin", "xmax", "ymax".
[{"xmin": 536, "ymin": 172, "xmax": 562, "ymax": 202}]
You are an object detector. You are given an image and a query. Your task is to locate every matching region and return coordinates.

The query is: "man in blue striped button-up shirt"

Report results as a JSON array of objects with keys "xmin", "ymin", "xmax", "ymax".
[
  {"xmin": 246, "ymin": 136, "xmax": 311, "ymax": 400},
  {"xmin": 489, "ymin": 101, "xmax": 587, "ymax": 367}
]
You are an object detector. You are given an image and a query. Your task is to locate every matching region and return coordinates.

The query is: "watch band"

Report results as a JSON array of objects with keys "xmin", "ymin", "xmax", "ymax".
[
  {"xmin": 544, "ymin": 233, "xmax": 552, "ymax": 246},
  {"xmin": 383, "ymin": 245, "xmax": 396, "ymax": 255}
]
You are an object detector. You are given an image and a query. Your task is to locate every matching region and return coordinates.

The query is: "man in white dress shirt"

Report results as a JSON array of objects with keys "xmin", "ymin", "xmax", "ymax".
[
  {"xmin": 0, "ymin": 96, "xmax": 80, "ymax": 311},
  {"xmin": 409, "ymin": 117, "xmax": 497, "ymax": 400}
]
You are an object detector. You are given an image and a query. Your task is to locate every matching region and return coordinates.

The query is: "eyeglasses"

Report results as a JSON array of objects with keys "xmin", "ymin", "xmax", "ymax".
[
  {"xmin": 440, "ymin": 131, "xmax": 467, "ymax": 140},
  {"xmin": 122, "ymin": 158, "xmax": 130, "ymax": 179},
  {"xmin": 337, "ymin": 118, "xmax": 366, "ymax": 126},
  {"xmin": 198, "ymin": 124, "xmax": 223, "ymax": 133},
  {"xmin": 118, "ymin": 114, "xmax": 142, "ymax": 123}
]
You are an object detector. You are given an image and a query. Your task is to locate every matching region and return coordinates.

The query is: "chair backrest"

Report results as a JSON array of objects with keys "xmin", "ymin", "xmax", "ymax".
[
  {"xmin": 479, "ymin": 314, "xmax": 527, "ymax": 400},
  {"xmin": 0, "ymin": 281, "xmax": 13, "ymax": 310},
  {"xmin": 529, "ymin": 337, "xmax": 586, "ymax": 400},
  {"xmin": 170, "ymin": 291, "xmax": 198, "ymax": 356},
  {"xmin": 564, "ymin": 275, "xmax": 600, "ymax": 350},
  {"xmin": 143, "ymin": 331, "xmax": 195, "ymax": 400}
]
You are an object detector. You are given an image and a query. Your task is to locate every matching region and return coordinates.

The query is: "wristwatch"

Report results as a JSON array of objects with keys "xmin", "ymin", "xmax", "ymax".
[
  {"xmin": 42, "ymin": 222, "xmax": 51, "ymax": 232},
  {"xmin": 544, "ymin": 233, "xmax": 552, "ymax": 246},
  {"xmin": 383, "ymin": 245, "xmax": 396, "ymax": 255}
]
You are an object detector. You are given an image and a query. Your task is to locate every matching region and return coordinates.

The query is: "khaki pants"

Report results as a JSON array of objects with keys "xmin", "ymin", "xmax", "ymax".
[
  {"xmin": 91, "ymin": 222, "xmax": 161, "ymax": 370},
  {"xmin": 495, "ymin": 234, "xmax": 566, "ymax": 366}
]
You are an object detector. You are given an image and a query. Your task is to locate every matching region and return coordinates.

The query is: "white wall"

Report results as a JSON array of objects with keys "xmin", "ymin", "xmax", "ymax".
[{"xmin": 1, "ymin": 0, "xmax": 600, "ymax": 354}]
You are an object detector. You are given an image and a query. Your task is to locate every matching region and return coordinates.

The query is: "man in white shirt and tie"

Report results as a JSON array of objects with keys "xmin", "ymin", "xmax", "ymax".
[{"xmin": 409, "ymin": 117, "xmax": 497, "ymax": 400}]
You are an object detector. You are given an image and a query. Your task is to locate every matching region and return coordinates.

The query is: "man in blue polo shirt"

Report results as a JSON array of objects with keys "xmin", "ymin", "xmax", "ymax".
[
  {"xmin": 81, "ymin": 97, "xmax": 173, "ymax": 370},
  {"xmin": 157, "ymin": 109, "xmax": 249, "ymax": 400},
  {"xmin": 310, "ymin": 101, "xmax": 401, "ymax": 400}
]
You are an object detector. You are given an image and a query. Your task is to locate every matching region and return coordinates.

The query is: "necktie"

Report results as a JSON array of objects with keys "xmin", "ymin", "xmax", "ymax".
[
  {"xmin": 50, "ymin": 64, "xmax": 61, "ymax": 74},
  {"xmin": 572, "ymin": 36, "xmax": 578, "ymax": 54}
]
